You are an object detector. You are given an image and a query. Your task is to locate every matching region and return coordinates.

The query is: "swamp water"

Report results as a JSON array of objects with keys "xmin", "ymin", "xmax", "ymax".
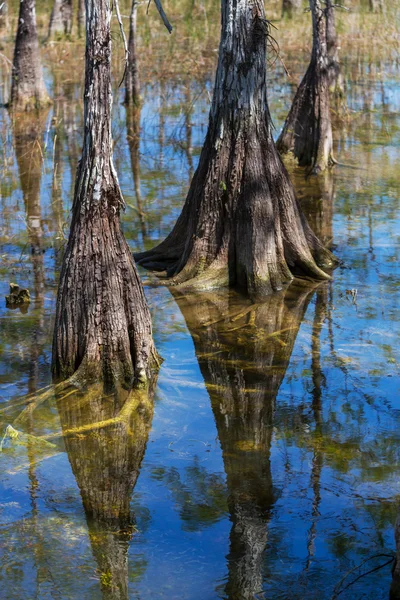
[{"xmin": 0, "ymin": 47, "xmax": 400, "ymax": 600}]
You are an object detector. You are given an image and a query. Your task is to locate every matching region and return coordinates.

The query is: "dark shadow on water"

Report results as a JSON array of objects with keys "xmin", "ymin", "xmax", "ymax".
[
  {"xmin": 171, "ymin": 281, "xmax": 321, "ymax": 599},
  {"xmin": 56, "ymin": 382, "xmax": 156, "ymax": 599}
]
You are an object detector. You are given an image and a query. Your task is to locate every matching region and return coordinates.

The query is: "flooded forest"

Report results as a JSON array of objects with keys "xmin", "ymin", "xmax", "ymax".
[{"xmin": 1, "ymin": 0, "xmax": 400, "ymax": 598}]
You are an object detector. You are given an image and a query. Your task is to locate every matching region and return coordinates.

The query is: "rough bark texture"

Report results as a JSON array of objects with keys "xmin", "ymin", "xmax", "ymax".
[
  {"xmin": 124, "ymin": 0, "xmax": 140, "ymax": 106},
  {"xmin": 135, "ymin": 0, "xmax": 335, "ymax": 299},
  {"xmin": 173, "ymin": 282, "xmax": 318, "ymax": 598},
  {"xmin": 282, "ymin": 0, "xmax": 302, "ymax": 18},
  {"xmin": 57, "ymin": 385, "xmax": 154, "ymax": 600},
  {"xmin": 52, "ymin": 0, "xmax": 158, "ymax": 389},
  {"xmin": 276, "ymin": 0, "xmax": 334, "ymax": 173},
  {"xmin": 10, "ymin": 0, "xmax": 50, "ymax": 112}
]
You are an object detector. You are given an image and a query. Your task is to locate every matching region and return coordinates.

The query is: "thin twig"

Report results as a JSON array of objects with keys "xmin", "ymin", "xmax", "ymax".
[
  {"xmin": 147, "ymin": 0, "xmax": 173, "ymax": 34},
  {"xmin": 331, "ymin": 553, "xmax": 395, "ymax": 598}
]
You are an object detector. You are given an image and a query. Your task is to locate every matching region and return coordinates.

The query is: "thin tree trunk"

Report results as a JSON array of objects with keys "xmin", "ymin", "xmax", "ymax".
[
  {"xmin": 77, "ymin": 0, "xmax": 85, "ymax": 37},
  {"xmin": 126, "ymin": 106, "xmax": 147, "ymax": 243},
  {"xmin": 326, "ymin": 0, "xmax": 343, "ymax": 96},
  {"xmin": 48, "ymin": 0, "xmax": 64, "ymax": 38},
  {"xmin": 0, "ymin": 1, "xmax": 9, "ymax": 31},
  {"xmin": 62, "ymin": 0, "xmax": 73, "ymax": 35},
  {"xmin": 10, "ymin": 0, "xmax": 50, "ymax": 112},
  {"xmin": 277, "ymin": 0, "xmax": 334, "ymax": 173},
  {"xmin": 125, "ymin": 0, "xmax": 140, "ymax": 106},
  {"xmin": 369, "ymin": 0, "xmax": 383, "ymax": 12},
  {"xmin": 282, "ymin": 0, "xmax": 302, "ymax": 18},
  {"xmin": 52, "ymin": 0, "xmax": 158, "ymax": 389},
  {"xmin": 135, "ymin": 0, "xmax": 335, "ymax": 300}
]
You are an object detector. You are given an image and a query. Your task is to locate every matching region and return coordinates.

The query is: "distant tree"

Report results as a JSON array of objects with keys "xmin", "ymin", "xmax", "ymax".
[
  {"xmin": 125, "ymin": 0, "xmax": 141, "ymax": 106},
  {"xmin": 0, "ymin": 1, "xmax": 8, "ymax": 30},
  {"xmin": 62, "ymin": 0, "xmax": 73, "ymax": 34},
  {"xmin": 135, "ymin": 0, "xmax": 334, "ymax": 299},
  {"xmin": 369, "ymin": 0, "xmax": 383, "ymax": 12},
  {"xmin": 10, "ymin": 0, "xmax": 50, "ymax": 111},
  {"xmin": 277, "ymin": 0, "xmax": 334, "ymax": 173},
  {"xmin": 52, "ymin": 0, "xmax": 158, "ymax": 388},
  {"xmin": 48, "ymin": 0, "xmax": 64, "ymax": 38},
  {"xmin": 77, "ymin": 0, "xmax": 85, "ymax": 37},
  {"xmin": 282, "ymin": 0, "xmax": 302, "ymax": 18}
]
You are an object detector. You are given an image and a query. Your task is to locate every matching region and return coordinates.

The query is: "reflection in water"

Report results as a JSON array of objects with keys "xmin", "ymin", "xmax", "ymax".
[
  {"xmin": 57, "ymin": 385, "xmax": 155, "ymax": 599},
  {"xmin": 172, "ymin": 282, "xmax": 319, "ymax": 599},
  {"xmin": 126, "ymin": 105, "xmax": 147, "ymax": 243}
]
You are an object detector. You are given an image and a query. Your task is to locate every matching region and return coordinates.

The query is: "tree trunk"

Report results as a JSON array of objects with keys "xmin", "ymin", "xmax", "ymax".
[
  {"xmin": 77, "ymin": 0, "xmax": 85, "ymax": 37},
  {"xmin": 0, "ymin": 1, "xmax": 9, "ymax": 31},
  {"xmin": 282, "ymin": 0, "xmax": 302, "ymax": 18},
  {"xmin": 62, "ymin": 0, "xmax": 73, "ymax": 35},
  {"xmin": 277, "ymin": 0, "xmax": 334, "ymax": 173},
  {"xmin": 124, "ymin": 0, "xmax": 140, "ymax": 106},
  {"xmin": 134, "ymin": 0, "xmax": 335, "ymax": 300},
  {"xmin": 10, "ymin": 0, "xmax": 50, "ymax": 112},
  {"xmin": 173, "ymin": 281, "xmax": 318, "ymax": 598},
  {"xmin": 326, "ymin": 0, "xmax": 342, "ymax": 94},
  {"xmin": 57, "ymin": 385, "xmax": 154, "ymax": 599},
  {"xmin": 369, "ymin": 0, "xmax": 383, "ymax": 12},
  {"xmin": 52, "ymin": 0, "xmax": 158, "ymax": 389},
  {"xmin": 48, "ymin": 0, "xmax": 64, "ymax": 38}
]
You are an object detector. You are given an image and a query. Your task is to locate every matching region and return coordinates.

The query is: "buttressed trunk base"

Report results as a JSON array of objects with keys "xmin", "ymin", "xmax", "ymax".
[
  {"xmin": 52, "ymin": 0, "xmax": 158, "ymax": 390},
  {"xmin": 135, "ymin": 0, "xmax": 335, "ymax": 300},
  {"xmin": 277, "ymin": 0, "xmax": 334, "ymax": 173}
]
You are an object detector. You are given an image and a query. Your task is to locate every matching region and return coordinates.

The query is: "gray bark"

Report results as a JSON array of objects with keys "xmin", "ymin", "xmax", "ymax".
[
  {"xmin": 52, "ymin": 0, "xmax": 158, "ymax": 388},
  {"xmin": 277, "ymin": 0, "xmax": 334, "ymax": 173},
  {"xmin": 48, "ymin": 0, "xmax": 64, "ymax": 38},
  {"xmin": 135, "ymin": 0, "xmax": 335, "ymax": 300},
  {"xmin": 125, "ymin": 0, "xmax": 141, "ymax": 106},
  {"xmin": 77, "ymin": 0, "xmax": 85, "ymax": 37},
  {"xmin": 11, "ymin": 0, "xmax": 50, "ymax": 111},
  {"xmin": 62, "ymin": 0, "xmax": 73, "ymax": 34}
]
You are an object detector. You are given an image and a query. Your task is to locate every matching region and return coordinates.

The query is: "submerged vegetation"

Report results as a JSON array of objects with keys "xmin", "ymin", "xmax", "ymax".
[{"xmin": 0, "ymin": 0, "xmax": 400, "ymax": 598}]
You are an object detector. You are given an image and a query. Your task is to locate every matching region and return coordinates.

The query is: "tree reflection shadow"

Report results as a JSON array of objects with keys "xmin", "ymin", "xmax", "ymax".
[
  {"xmin": 57, "ymin": 383, "xmax": 156, "ymax": 599},
  {"xmin": 171, "ymin": 281, "xmax": 320, "ymax": 599}
]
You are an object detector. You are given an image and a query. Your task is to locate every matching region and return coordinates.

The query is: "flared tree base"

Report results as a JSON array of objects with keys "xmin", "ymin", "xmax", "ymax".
[{"xmin": 135, "ymin": 119, "xmax": 336, "ymax": 300}]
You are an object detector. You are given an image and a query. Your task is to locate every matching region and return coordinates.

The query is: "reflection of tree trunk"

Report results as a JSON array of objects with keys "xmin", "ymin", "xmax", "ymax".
[
  {"xmin": 11, "ymin": 0, "xmax": 50, "ymax": 111},
  {"xmin": 298, "ymin": 172, "xmax": 335, "ymax": 247},
  {"xmin": 126, "ymin": 106, "xmax": 146, "ymax": 243},
  {"xmin": 305, "ymin": 286, "xmax": 327, "ymax": 569},
  {"xmin": 172, "ymin": 282, "xmax": 317, "ymax": 599},
  {"xmin": 57, "ymin": 385, "xmax": 155, "ymax": 599}
]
